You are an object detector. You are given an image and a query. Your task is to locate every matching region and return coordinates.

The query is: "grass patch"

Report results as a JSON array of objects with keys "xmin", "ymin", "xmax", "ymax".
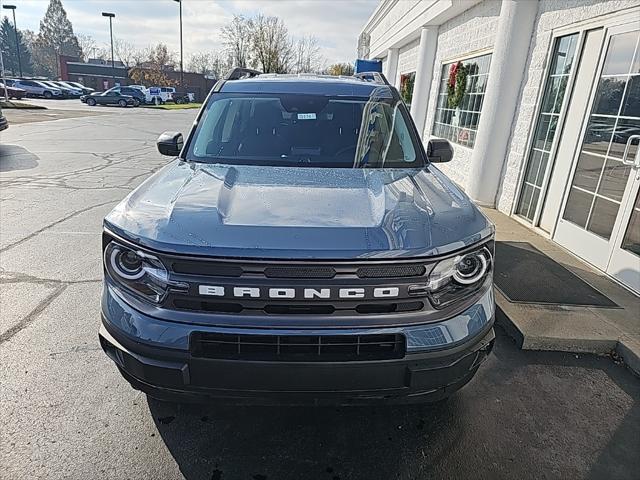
[
  {"xmin": 142, "ymin": 102, "xmax": 202, "ymax": 110},
  {"xmin": 0, "ymin": 100, "xmax": 47, "ymax": 110}
]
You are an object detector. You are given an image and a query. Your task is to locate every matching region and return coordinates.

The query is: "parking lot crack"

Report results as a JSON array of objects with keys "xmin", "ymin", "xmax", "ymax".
[
  {"xmin": 0, "ymin": 200, "xmax": 117, "ymax": 254},
  {"xmin": 0, "ymin": 283, "xmax": 68, "ymax": 345}
]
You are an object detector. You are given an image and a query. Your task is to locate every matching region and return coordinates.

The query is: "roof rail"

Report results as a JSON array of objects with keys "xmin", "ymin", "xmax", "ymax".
[
  {"xmin": 225, "ymin": 67, "xmax": 262, "ymax": 80},
  {"xmin": 354, "ymin": 71, "xmax": 390, "ymax": 86}
]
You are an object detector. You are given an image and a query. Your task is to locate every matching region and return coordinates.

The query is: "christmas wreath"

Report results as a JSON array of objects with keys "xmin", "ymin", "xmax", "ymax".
[{"xmin": 446, "ymin": 61, "xmax": 468, "ymax": 109}]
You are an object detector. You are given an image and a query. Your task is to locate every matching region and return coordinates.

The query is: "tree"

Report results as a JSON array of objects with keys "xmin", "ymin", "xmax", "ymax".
[
  {"xmin": 146, "ymin": 43, "xmax": 176, "ymax": 70},
  {"xmin": 128, "ymin": 42, "xmax": 177, "ymax": 87},
  {"xmin": 188, "ymin": 52, "xmax": 230, "ymax": 79},
  {"xmin": 250, "ymin": 14, "xmax": 292, "ymax": 74},
  {"xmin": 34, "ymin": 0, "xmax": 82, "ymax": 77},
  {"xmin": 221, "ymin": 15, "xmax": 251, "ymax": 68},
  {"xmin": 113, "ymin": 38, "xmax": 145, "ymax": 68},
  {"xmin": 0, "ymin": 16, "xmax": 33, "ymax": 75},
  {"xmin": 291, "ymin": 35, "xmax": 323, "ymax": 74},
  {"xmin": 76, "ymin": 33, "xmax": 96, "ymax": 61},
  {"xmin": 325, "ymin": 62, "xmax": 354, "ymax": 76}
]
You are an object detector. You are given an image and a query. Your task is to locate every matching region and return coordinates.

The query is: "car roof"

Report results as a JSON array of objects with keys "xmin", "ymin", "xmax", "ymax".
[{"xmin": 219, "ymin": 74, "xmax": 394, "ymax": 98}]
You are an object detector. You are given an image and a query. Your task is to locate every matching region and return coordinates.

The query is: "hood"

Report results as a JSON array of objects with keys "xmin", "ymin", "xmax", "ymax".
[{"xmin": 104, "ymin": 161, "xmax": 493, "ymax": 259}]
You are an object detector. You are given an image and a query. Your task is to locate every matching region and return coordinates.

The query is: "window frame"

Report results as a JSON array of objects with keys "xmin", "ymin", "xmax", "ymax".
[
  {"xmin": 431, "ymin": 51, "xmax": 493, "ymax": 149},
  {"xmin": 510, "ymin": 30, "xmax": 587, "ymax": 228}
]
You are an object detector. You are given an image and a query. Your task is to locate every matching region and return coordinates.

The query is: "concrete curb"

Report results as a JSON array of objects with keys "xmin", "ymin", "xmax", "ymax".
[
  {"xmin": 616, "ymin": 337, "xmax": 640, "ymax": 378},
  {"xmin": 497, "ymin": 304, "xmax": 640, "ymax": 377}
]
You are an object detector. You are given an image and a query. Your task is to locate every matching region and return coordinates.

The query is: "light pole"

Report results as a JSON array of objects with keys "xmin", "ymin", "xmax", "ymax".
[
  {"xmin": 0, "ymin": 48, "xmax": 8, "ymax": 102},
  {"xmin": 174, "ymin": 0, "xmax": 183, "ymax": 87},
  {"xmin": 2, "ymin": 5, "xmax": 22, "ymax": 77},
  {"xmin": 102, "ymin": 12, "xmax": 116, "ymax": 85}
]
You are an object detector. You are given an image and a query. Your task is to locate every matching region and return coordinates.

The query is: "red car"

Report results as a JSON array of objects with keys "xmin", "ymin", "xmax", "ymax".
[{"xmin": 0, "ymin": 83, "xmax": 27, "ymax": 100}]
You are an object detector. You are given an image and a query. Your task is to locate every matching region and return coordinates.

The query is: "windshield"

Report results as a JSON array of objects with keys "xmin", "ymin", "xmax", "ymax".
[{"xmin": 185, "ymin": 92, "xmax": 423, "ymax": 168}]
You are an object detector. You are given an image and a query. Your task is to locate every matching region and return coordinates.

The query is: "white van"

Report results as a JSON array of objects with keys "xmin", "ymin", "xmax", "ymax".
[{"xmin": 145, "ymin": 86, "xmax": 174, "ymax": 104}]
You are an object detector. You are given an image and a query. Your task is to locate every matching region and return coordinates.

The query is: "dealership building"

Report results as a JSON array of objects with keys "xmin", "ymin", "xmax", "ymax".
[{"xmin": 358, "ymin": 0, "xmax": 640, "ymax": 294}]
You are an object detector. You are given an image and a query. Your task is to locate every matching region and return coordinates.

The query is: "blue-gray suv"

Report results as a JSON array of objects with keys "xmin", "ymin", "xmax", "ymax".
[{"xmin": 99, "ymin": 69, "xmax": 495, "ymax": 404}]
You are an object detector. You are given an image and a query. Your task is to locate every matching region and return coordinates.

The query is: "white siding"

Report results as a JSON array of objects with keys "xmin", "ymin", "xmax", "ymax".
[
  {"xmin": 423, "ymin": 0, "xmax": 502, "ymax": 189},
  {"xmin": 367, "ymin": 1, "xmax": 434, "ymax": 57}
]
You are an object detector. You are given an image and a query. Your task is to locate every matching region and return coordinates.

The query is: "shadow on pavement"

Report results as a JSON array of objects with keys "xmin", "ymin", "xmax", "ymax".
[
  {"xmin": 148, "ymin": 326, "xmax": 640, "ymax": 480},
  {"xmin": 0, "ymin": 144, "xmax": 39, "ymax": 172}
]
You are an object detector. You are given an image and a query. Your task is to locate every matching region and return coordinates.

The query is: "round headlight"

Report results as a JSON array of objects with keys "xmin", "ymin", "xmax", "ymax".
[
  {"xmin": 110, "ymin": 247, "xmax": 144, "ymax": 280},
  {"xmin": 453, "ymin": 251, "xmax": 488, "ymax": 285}
]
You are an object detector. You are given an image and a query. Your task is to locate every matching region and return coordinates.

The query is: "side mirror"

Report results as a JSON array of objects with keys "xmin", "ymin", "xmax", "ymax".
[
  {"xmin": 427, "ymin": 138, "xmax": 454, "ymax": 163},
  {"xmin": 157, "ymin": 131, "xmax": 184, "ymax": 156}
]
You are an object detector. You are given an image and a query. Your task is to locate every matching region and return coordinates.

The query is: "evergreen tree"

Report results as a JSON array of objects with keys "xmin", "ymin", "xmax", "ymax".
[
  {"xmin": 0, "ymin": 16, "xmax": 33, "ymax": 76},
  {"xmin": 35, "ymin": 0, "xmax": 82, "ymax": 77}
]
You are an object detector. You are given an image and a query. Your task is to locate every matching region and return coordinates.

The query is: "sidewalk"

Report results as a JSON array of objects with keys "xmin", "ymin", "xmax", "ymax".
[{"xmin": 483, "ymin": 208, "xmax": 640, "ymax": 376}]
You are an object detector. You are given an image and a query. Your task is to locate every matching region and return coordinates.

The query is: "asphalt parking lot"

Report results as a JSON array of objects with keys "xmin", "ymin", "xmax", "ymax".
[{"xmin": 1, "ymin": 107, "xmax": 639, "ymax": 480}]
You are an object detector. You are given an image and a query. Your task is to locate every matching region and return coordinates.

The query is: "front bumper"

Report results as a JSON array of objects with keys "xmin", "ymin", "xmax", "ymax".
[{"xmin": 100, "ymin": 286, "xmax": 495, "ymax": 404}]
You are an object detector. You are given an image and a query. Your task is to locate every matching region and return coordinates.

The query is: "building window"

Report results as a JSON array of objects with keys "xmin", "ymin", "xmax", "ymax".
[
  {"xmin": 400, "ymin": 72, "xmax": 415, "ymax": 106},
  {"xmin": 432, "ymin": 53, "xmax": 492, "ymax": 148},
  {"xmin": 515, "ymin": 33, "xmax": 579, "ymax": 222}
]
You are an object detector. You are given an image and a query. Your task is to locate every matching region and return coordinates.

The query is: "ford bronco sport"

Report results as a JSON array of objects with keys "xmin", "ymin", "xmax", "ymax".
[{"xmin": 99, "ymin": 68, "xmax": 495, "ymax": 404}]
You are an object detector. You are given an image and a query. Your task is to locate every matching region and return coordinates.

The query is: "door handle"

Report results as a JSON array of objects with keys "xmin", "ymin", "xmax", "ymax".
[{"xmin": 622, "ymin": 134, "xmax": 640, "ymax": 166}]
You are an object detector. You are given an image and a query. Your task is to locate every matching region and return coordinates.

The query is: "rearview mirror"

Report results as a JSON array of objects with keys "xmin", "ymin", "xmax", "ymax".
[
  {"xmin": 157, "ymin": 131, "xmax": 184, "ymax": 157},
  {"xmin": 427, "ymin": 138, "xmax": 453, "ymax": 163}
]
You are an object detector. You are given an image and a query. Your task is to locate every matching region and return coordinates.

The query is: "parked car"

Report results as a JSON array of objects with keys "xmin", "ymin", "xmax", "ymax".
[
  {"xmin": 0, "ymin": 82, "xmax": 26, "ymax": 100},
  {"xmin": 173, "ymin": 92, "xmax": 196, "ymax": 104},
  {"xmin": 0, "ymin": 105, "xmax": 7, "ymax": 131},
  {"xmin": 102, "ymin": 86, "xmax": 145, "ymax": 106},
  {"xmin": 144, "ymin": 86, "xmax": 174, "ymax": 104},
  {"xmin": 41, "ymin": 81, "xmax": 82, "ymax": 98},
  {"xmin": 50, "ymin": 81, "xmax": 86, "ymax": 97},
  {"xmin": 99, "ymin": 68, "xmax": 496, "ymax": 405},
  {"xmin": 82, "ymin": 90, "xmax": 136, "ymax": 107},
  {"xmin": 63, "ymin": 81, "xmax": 94, "ymax": 95},
  {"xmin": 127, "ymin": 84, "xmax": 146, "ymax": 91},
  {"xmin": 11, "ymin": 79, "xmax": 62, "ymax": 99}
]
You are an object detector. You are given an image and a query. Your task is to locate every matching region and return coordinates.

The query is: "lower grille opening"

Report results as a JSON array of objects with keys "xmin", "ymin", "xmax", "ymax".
[
  {"xmin": 355, "ymin": 301, "xmax": 424, "ymax": 314},
  {"xmin": 264, "ymin": 304, "xmax": 335, "ymax": 315},
  {"xmin": 169, "ymin": 298, "xmax": 424, "ymax": 315},
  {"xmin": 190, "ymin": 332, "xmax": 406, "ymax": 361},
  {"xmin": 173, "ymin": 299, "xmax": 243, "ymax": 313}
]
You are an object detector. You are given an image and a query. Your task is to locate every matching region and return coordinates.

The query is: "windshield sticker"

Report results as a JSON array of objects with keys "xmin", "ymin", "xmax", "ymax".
[{"xmin": 297, "ymin": 113, "xmax": 316, "ymax": 120}]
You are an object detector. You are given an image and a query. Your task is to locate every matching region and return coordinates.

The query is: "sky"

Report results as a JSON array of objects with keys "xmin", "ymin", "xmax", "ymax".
[{"xmin": 3, "ymin": 0, "xmax": 379, "ymax": 66}]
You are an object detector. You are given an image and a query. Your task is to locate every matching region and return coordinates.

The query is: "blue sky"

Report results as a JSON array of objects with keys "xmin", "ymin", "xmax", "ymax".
[{"xmin": 4, "ymin": 0, "xmax": 378, "ymax": 65}]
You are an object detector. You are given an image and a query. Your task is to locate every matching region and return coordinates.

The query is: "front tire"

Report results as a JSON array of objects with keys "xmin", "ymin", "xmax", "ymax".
[
  {"xmin": 133, "ymin": 98, "xmax": 140, "ymax": 107},
  {"xmin": 43, "ymin": 91, "xmax": 53, "ymax": 99},
  {"xmin": 86, "ymin": 98, "xmax": 97, "ymax": 106},
  {"xmin": 118, "ymin": 99, "xmax": 127, "ymax": 108}
]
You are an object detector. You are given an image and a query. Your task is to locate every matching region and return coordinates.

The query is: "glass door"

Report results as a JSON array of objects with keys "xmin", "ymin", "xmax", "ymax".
[{"xmin": 554, "ymin": 23, "xmax": 640, "ymax": 293}]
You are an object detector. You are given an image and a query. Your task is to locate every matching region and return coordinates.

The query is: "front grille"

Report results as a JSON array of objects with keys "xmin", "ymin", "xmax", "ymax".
[
  {"xmin": 161, "ymin": 255, "xmax": 433, "ymax": 316},
  {"xmin": 264, "ymin": 266, "xmax": 336, "ymax": 278},
  {"xmin": 169, "ymin": 297, "xmax": 424, "ymax": 315},
  {"xmin": 172, "ymin": 262, "xmax": 242, "ymax": 277},
  {"xmin": 190, "ymin": 332, "xmax": 406, "ymax": 361},
  {"xmin": 164, "ymin": 257, "xmax": 428, "ymax": 279},
  {"xmin": 357, "ymin": 264, "xmax": 426, "ymax": 278}
]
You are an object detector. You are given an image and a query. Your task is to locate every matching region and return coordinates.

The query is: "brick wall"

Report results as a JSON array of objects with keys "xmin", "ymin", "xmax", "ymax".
[
  {"xmin": 397, "ymin": 39, "xmax": 420, "ymax": 76},
  {"xmin": 423, "ymin": 0, "xmax": 501, "ymax": 189}
]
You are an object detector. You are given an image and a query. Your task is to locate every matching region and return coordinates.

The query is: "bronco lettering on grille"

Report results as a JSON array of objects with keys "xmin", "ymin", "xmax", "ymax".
[{"xmin": 198, "ymin": 285, "xmax": 400, "ymax": 299}]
